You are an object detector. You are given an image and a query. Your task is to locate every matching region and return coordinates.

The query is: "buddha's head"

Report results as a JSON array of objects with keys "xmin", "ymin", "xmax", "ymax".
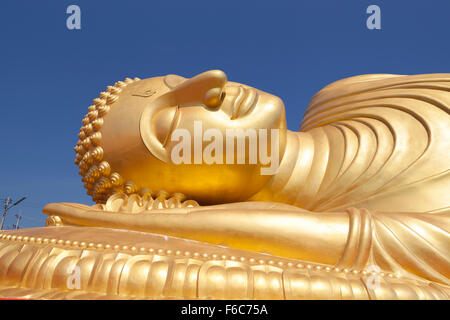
[{"xmin": 74, "ymin": 70, "xmax": 287, "ymax": 204}]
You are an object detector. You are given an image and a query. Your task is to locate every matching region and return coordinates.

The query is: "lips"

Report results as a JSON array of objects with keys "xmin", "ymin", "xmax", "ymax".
[{"xmin": 230, "ymin": 86, "xmax": 259, "ymax": 119}]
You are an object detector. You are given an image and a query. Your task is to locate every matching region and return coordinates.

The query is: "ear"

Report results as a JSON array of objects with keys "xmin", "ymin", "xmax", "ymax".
[
  {"xmin": 141, "ymin": 70, "xmax": 228, "ymax": 163},
  {"xmin": 164, "ymin": 74, "xmax": 187, "ymax": 89},
  {"xmin": 140, "ymin": 95, "xmax": 174, "ymax": 163}
]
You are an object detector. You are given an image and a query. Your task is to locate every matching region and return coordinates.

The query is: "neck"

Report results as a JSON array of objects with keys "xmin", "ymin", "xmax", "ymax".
[{"xmin": 250, "ymin": 129, "xmax": 332, "ymax": 210}]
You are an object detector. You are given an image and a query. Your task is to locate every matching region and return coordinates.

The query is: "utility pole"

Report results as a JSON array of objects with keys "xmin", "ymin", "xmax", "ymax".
[
  {"xmin": 0, "ymin": 197, "xmax": 11, "ymax": 231},
  {"xmin": 0, "ymin": 196, "xmax": 26, "ymax": 230},
  {"xmin": 13, "ymin": 214, "xmax": 22, "ymax": 230}
]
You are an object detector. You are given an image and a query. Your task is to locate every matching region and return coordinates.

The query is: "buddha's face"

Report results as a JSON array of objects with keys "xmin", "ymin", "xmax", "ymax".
[{"xmin": 99, "ymin": 70, "xmax": 286, "ymax": 204}]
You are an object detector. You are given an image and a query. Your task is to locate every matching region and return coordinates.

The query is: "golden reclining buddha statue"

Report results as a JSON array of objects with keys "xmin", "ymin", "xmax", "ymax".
[{"xmin": 0, "ymin": 70, "xmax": 449, "ymax": 300}]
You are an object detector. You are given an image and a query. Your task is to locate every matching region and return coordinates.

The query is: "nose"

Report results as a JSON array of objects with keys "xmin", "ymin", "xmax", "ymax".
[{"xmin": 167, "ymin": 70, "xmax": 227, "ymax": 109}]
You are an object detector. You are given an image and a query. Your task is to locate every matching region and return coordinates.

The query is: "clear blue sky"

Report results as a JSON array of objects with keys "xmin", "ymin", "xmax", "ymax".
[{"xmin": 1, "ymin": 0, "xmax": 449, "ymax": 228}]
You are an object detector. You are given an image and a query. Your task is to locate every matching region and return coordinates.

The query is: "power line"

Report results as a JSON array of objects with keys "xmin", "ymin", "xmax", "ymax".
[
  {"xmin": 19, "ymin": 214, "xmax": 45, "ymax": 223},
  {"xmin": 0, "ymin": 196, "xmax": 26, "ymax": 230}
]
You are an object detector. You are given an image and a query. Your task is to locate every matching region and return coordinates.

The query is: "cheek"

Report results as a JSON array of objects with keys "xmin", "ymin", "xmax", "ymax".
[{"xmin": 175, "ymin": 108, "xmax": 233, "ymax": 136}]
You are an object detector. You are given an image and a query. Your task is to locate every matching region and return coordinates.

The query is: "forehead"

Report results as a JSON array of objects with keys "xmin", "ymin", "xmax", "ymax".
[
  {"xmin": 164, "ymin": 74, "xmax": 253, "ymax": 89},
  {"xmin": 119, "ymin": 76, "xmax": 171, "ymax": 101},
  {"xmin": 122, "ymin": 74, "xmax": 256, "ymax": 103}
]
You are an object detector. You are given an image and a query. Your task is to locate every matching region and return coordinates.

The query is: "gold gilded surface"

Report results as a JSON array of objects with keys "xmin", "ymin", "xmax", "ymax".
[
  {"xmin": 0, "ymin": 70, "xmax": 449, "ymax": 299},
  {"xmin": 0, "ymin": 227, "xmax": 448, "ymax": 299}
]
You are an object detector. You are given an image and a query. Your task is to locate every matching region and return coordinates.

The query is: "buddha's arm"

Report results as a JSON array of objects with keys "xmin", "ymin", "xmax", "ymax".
[
  {"xmin": 44, "ymin": 202, "xmax": 349, "ymax": 265},
  {"xmin": 44, "ymin": 202, "xmax": 450, "ymax": 284}
]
